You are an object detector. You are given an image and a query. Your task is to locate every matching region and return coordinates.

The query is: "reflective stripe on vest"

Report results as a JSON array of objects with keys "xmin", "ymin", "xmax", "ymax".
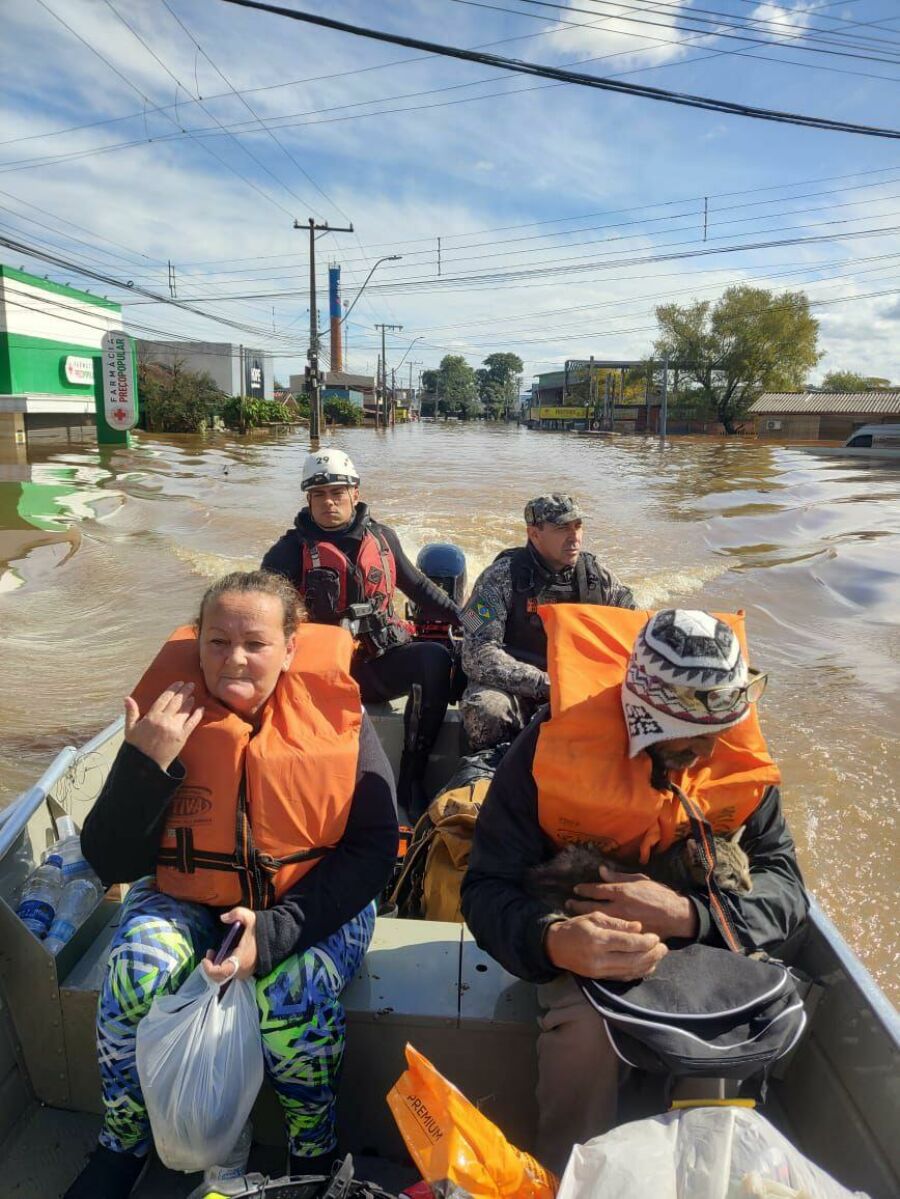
[
  {"xmin": 534, "ymin": 605, "xmax": 780, "ymax": 863},
  {"xmin": 129, "ymin": 624, "xmax": 362, "ymax": 908}
]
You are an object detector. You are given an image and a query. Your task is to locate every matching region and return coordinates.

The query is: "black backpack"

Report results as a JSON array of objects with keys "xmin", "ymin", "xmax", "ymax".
[{"xmin": 577, "ymin": 783, "xmax": 807, "ymax": 1091}]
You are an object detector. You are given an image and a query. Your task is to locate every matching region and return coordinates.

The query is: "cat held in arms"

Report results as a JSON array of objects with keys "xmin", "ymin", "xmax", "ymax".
[{"xmin": 524, "ymin": 830, "xmax": 751, "ymax": 915}]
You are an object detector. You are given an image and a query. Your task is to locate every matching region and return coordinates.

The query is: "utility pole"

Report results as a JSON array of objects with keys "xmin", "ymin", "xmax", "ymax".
[
  {"xmin": 587, "ymin": 355, "xmax": 596, "ymax": 429},
  {"xmin": 408, "ymin": 360, "xmax": 422, "ymax": 416},
  {"xmin": 294, "ymin": 217, "xmax": 353, "ymax": 444},
  {"xmin": 660, "ymin": 353, "xmax": 669, "ymax": 442},
  {"xmin": 391, "ymin": 368, "xmax": 396, "ymax": 427},
  {"xmin": 374, "ymin": 323, "xmax": 402, "ymax": 430}
]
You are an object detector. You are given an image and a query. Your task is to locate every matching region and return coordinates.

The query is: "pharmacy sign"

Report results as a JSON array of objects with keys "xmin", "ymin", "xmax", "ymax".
[{"xmin": 101, "ymin": 330, "xmax": 138, "ymax": 430}]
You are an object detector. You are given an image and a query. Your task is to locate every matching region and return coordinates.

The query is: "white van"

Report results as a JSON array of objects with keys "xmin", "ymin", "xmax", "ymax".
[{"xmin": 806, "ymin": 422, "xmax": 900, "ymax": 461}]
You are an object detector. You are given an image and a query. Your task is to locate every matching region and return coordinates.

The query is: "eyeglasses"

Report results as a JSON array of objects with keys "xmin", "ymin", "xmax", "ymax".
[{"xmin": 673, "ymin": 668, "xmax": 768, "ymax": 715}]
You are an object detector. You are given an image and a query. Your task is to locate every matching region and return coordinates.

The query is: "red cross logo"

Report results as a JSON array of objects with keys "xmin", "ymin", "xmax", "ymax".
[{"xmin": 113, "ymin": 407, "xmax": 127, "ymax": 422}]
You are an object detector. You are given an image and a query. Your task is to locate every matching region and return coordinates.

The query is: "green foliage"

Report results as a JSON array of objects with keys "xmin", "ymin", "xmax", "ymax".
[
  {"xmin": 137, "ymin": 360, "xmax": 224, "ymax": 433},
  {"xmin": 293, "ymin": 394, "xmax": 311, "ymax": 419},
  {"xmin": 323, "ymin": 396, "xmax": 363, "ymax": 426},
  {"xmin": 653, "ymin": 286, "xmax": 821, "ymax": 433},
  {"xmin": 430, "ymin": 355, "xmax": 481, "ymax": 419},
  {"xmin": 819, "ymin": 370, "xmax": 894, "ymax": 392},
  {"xmin": 475, "ymin": 352, "xmax": 524, "ymax": 418},
  {"xmin": 222, "ymin": 395, "xmax": 290, "ymax": 430}
]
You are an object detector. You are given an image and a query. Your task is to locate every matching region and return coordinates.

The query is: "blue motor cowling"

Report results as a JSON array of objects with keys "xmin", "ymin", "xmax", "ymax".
[{"xmin": 412, "ymin": 542, "xmax": 467, "ymax": 622}]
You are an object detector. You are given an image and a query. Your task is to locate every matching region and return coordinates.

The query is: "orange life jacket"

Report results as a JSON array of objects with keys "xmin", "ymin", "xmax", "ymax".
[
  {"xmin": 129, "ymin": 623, "xmax": 362, "ymax": 908},
  {"xmin": 534, "ymin": 605, "xmax": 780, "ymax": 864}
]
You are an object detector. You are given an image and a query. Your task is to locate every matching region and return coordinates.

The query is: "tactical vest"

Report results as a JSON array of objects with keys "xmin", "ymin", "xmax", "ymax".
[
  {"xmin": 129, "ymin": 624, "xmax": 362, "ymax": 909},
  {"xmin": 299, "ymin": 524, "xmax": 398, "ymax": 618},
  {"xmin": 533, "ymin": 604, "xmax": 780, "ymax": 864},
  {"xmin": 495, "ymin": 547, "xmax": 603, "ymax": 669}
]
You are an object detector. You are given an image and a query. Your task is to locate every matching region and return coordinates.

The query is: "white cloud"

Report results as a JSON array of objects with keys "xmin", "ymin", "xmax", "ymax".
[
  {"xmin": 1, "ymin": 0, "xmax": 898, "ymax": 387},
  {"xmin": 546, "ymin": 0, "xmax": 696, "ymax": 72}
]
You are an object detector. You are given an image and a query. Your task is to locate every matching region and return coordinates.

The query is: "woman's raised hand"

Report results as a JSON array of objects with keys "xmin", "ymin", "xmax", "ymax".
[{"xmin": 123, "ymin": 682, "xmax": 204, "ymax": 772}]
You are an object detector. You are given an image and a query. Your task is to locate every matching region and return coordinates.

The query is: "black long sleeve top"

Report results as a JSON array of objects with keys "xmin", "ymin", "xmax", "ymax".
[
  {"xmin": 82, "ymin": 714, "xmax": 398, "ymax": 976},
  {"xmin": 261, "ymin": 502, "xmax": 461, "ymax": 620},
  {"xmin": 460, "ymin": 711, "xmax": 809, "ymax": 983}
]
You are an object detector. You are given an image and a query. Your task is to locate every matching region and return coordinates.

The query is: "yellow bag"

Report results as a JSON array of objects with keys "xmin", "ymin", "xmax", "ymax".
[
  {"xmin": 387, "ymin": 1044, "xmax": 557, "ymax": 1199},
  {"xmin": 390, "ymin": 778, "xmax": 490, "ymax": 922}
]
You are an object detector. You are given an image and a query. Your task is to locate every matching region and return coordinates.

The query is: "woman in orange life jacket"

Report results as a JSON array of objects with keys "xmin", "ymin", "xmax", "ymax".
[
  {"xmin": 261, "ymin": 450, "xmax": 462, "ymax": 821},
  {"xmin": 461, "ymin": 606, "xmax": 808, "ymax": 1174},
  {"xmin": 65, "ymin": 571, "xmax": 398, "ymax": 1199}
]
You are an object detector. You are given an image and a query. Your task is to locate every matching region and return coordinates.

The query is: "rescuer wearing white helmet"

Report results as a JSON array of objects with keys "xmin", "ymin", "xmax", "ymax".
[{"xmin": 262, "ymin": 449, "xmax": 462, "ymax": 817}]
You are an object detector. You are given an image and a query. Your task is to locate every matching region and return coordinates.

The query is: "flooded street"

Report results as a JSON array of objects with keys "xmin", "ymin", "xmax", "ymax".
[{"xmin": 0, "ymin": 423, "xmax": 897, "ymax": 998}]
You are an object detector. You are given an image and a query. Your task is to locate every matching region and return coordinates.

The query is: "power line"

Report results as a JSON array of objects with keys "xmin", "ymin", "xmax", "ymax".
[
  {"xmin": 499, "ymin": 0, "xmax": 900, "ymax": 60},
  {"xmin": 171, "ymin": 164, "xmax": 900, "ymax": 268},
  {"xmin": 213, "ymin": 0, "xmax": 900, "ymax": 139}
]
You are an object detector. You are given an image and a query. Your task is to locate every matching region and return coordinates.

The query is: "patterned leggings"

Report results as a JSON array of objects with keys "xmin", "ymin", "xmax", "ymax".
[{"xmin": 97, "ymin": 878, "xmax": 375, "ymax": 1159}]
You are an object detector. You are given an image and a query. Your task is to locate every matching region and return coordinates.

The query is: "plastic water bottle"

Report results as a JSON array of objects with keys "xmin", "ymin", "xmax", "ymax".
[
  {"xmin": 43, "ymin": 876, "xmax": 103, "ymax": 954},
  {"xmin": 16, "ymin": 854, "xmax": 63, "ymax": 938},
  {"xmin": 202, "ymin": 1121, "xmax": 253, "ymax": 1186},
  {"xmin": 54, "ymin": 814, "xmax": 101, "ymax": 887}
]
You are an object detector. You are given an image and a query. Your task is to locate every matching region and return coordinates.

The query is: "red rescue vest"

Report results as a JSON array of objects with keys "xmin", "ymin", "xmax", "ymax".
[
  {"xmin": 129, "ymin": 623, "xmax": 362, "ymax": 909},
  {"xmin": 300, "ymin": 528, "xmax": 398, "ymax": 617},
  {"xmin": 534, "ymin": 605, "xmax": 781, "ymax": 864}
]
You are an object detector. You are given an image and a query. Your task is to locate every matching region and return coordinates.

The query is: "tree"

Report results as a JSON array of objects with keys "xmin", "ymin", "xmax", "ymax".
[
  {"xmin": 820, "ymin": 370, "xmax": 894, "ymax": 392},
  {"xmin": 475, "ymin": 352, "xmax": 524, "ymax": 419},
  {"xmin": 323, "ymin": 396, "xmax": 363, "ymax": 426},
  {"xmin": 137, "ymin": 357, "xmax": 224, "ymax": 433},
  {"xmin": 653, "ymin": 286, "xmax": 821, "ymax": 433},
  {"xmin": 433, "ymin": 355, "xmax": 480, "ymax": 419}
]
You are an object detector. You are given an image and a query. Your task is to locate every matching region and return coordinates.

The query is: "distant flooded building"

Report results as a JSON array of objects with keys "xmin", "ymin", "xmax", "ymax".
[
  {"xmin": 527, "ymin": 360, "xmax": 658, "ymax": 432},
  {"xmin": 750, "ymin": 392, "xmax": 900, "ymax": 441},
  {"xmin": 137, "ymin": 340, "xmax": 273, "ymax": 402},
  {"xmin": 0, "ymin": 265, "xmax": 121, "ymax": 447}
]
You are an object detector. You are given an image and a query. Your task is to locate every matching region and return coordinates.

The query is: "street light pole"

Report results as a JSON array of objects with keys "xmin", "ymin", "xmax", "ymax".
[
  {"xmin": 341, "ymin": 255, "xmax": 402, "ymax": 328},
  {"xmin": 294, "ymin": 217, "xmax": 353, "ymax": 445}
]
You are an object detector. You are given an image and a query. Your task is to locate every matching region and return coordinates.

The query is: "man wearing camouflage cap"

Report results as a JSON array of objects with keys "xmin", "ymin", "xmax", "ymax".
[{"xmin": 459, "ymin": 493, "xmax": 636, "ymax": 750}]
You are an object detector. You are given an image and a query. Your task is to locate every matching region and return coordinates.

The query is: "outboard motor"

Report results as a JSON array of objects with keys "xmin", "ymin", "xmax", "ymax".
[
  {"xmin": 410, "ymin": 543, "xmax": 467, "ymax": 632},
  {"xmin": 409, "ymin": 542, "xmax": 468, "ymax": 702}
]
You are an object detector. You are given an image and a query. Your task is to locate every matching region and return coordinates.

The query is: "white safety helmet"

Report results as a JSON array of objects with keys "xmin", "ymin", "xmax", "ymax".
[{"xmin": 301, "ymin": 449, "xmax": 360, "ymax": 491}]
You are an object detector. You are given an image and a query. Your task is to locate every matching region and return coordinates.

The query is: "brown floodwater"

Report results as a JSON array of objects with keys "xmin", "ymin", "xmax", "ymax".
[{"xmin": 0, "ymin": 424, "xmax": 897, "ymax": 999}]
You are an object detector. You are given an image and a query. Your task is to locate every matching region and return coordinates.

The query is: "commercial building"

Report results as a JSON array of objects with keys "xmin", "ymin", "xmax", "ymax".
[
  {"xmin": 137, "ymin": 340, "xmax": 274, "ymax": 402},
  {"xmin": 0, "ymin": 265, "xmax": 122, "ymax": 447},
  {"xmin": 528, "ymin": 361, "xmax": 657, "ymax": 432},
  {"xmin": 750, "ymin": 392, "xmax": 900, "ymax": 441}
]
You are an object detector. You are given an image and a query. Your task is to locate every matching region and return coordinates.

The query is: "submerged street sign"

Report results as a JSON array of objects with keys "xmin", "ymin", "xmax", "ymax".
[{"xmin": 100, "ymin": 330, "xmax": 137, "ymax": 430}]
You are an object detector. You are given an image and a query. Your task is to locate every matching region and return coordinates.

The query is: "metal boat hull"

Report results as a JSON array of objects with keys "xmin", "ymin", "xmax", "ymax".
[{"xmin": 0, "ymin": 713, "xmax": 897, "ymax": 1197}]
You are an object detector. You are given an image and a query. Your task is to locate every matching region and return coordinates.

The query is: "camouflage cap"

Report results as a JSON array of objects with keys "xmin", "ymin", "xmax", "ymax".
[{"xmin": 524, "ymin": 493, "xmax": 583, "ymax": 526}]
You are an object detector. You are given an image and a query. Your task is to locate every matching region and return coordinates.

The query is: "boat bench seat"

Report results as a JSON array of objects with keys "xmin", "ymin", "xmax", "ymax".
[{"xmin": 59, "ymin": 910, "xmax": 540, "ymax": 1158}]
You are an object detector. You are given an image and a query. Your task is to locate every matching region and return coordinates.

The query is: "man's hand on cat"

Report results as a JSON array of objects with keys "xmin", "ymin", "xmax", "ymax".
[
  {"xmin": 544, "ymin": 910, "xmax": 668, "ymax": 980},
  {"xmin": 567, "ymin": 865, "xmax": 699, "ymax": 942}
]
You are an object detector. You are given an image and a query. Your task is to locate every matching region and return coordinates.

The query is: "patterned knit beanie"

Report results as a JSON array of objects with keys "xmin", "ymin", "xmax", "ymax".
[{"xmin": 621, "ymin": 609, "xmax": 751, "ymax": 758}]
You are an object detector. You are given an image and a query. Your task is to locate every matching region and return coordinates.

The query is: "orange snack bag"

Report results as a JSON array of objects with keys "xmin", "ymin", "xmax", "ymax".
[{"xmin": 387, "ymin": 1044, "xmax": 557, "ymax": 1198}]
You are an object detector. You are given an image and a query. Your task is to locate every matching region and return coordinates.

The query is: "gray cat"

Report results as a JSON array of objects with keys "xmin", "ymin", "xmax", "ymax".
[{"xmin": 524, "ymin": 831, "xmax": 751, "ymax": 914}]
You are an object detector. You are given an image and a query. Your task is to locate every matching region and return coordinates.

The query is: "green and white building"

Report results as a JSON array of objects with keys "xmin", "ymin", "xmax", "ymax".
[{"xmin": 0, "ymin": 265, "xmax": 122, "ymax": 446}]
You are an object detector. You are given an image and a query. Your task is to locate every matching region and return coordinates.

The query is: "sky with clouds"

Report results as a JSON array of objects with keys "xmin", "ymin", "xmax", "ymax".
[{"xmin": 2, "ymin": 0, "xmax": 899, "ymax": 387}]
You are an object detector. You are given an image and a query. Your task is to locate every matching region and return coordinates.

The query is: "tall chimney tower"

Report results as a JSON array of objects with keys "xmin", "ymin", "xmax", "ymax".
[{"xmin": 328, "ymin": 264, "xmax": 342, "ymax": 373}]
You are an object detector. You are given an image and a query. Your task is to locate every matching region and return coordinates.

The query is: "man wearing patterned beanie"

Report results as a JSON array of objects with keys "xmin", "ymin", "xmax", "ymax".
[{"xmin": 462, "ymin": 607, "xmax": 808, "ymax": 1174}]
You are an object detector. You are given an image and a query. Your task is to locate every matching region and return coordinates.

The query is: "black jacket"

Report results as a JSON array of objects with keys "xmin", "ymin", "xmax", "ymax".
[
  {"xmin": 460, "ymin": 711, "xmax": 809, "ymax": 983},
  {"xmin": 261, "ymin": 502, "xmax": 461, "ymax": 621},
  {"xmin": 82, "ymin": 714, "xmax": 398, "ymax": 977}
]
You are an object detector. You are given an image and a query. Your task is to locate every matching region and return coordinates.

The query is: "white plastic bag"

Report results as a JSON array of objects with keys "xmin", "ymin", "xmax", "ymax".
[
  {"xmin": 556, "ymin": 1107, "xmax": 869, "ymax": 1199},
  {"xmin": 135, "ymin": 963, "xmax": 264, "ymax": 1172}
]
